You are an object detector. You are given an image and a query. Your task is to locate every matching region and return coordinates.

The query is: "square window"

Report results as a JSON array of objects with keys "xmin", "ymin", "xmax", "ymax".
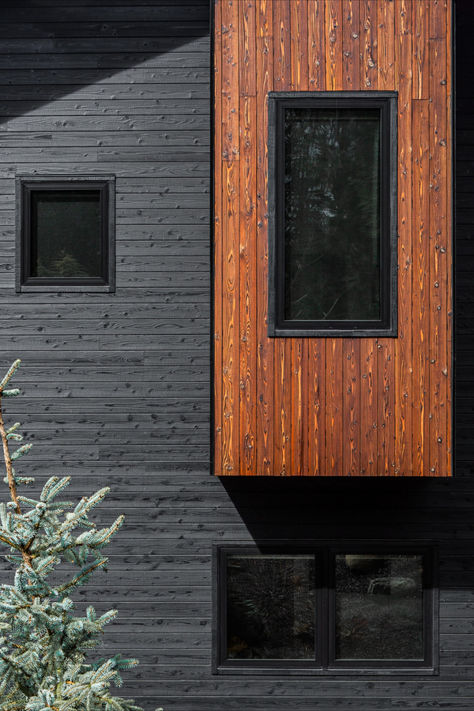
[
  {"xmin": 214, "ymin": 545, "xmax": 436, "ymax": 674},
  {"xmin": 17, "ymin": 177, "xmax": 115, "ymax": 291},
  {"xmin": 226, "ymin": 554, "xmax": 316, "ymax": 661},
  {"xmin": 268, "ymin": 92, "xmax": 397, "ymax": 337}
]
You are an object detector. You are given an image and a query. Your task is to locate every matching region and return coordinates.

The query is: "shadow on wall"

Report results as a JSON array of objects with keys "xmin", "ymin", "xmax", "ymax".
[
  {"xmin": 0, "ymin": 1, "xmax": 210, "ymax": 127},
  {"xmin": 219, "ymin": 475, "xmax": 474, "ymax": 592}
]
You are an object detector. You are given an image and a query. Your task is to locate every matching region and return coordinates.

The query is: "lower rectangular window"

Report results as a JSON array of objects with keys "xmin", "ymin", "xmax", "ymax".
[{"xmin": 214, "ymin": 545, "xmax": 436, "ymax": 674}]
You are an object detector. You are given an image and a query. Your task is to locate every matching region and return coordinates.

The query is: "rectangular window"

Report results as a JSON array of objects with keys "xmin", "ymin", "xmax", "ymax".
[
  {"xmin": 214, "ymin": 545, "xmax": 436, "ymax": 674},
  {"xmin": 17, "ymin": 176, "xmax": 115, "ymax": 291},
  {"xmin": 268, "ymin": 92, "xmax": 397, "ymax": 337}
]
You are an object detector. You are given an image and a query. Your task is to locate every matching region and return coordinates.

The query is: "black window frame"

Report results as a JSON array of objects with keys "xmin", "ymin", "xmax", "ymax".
[
  {"xmin": 213, "ymin": 543, "xmax": 437, "ymax": 676},
  {"xmin": 268, "ymin": 91, "xmax": 398, "ymax": 337},
  {"xmin": 16, "ymin": 175, "xmax": 115, "ymax": 292}
]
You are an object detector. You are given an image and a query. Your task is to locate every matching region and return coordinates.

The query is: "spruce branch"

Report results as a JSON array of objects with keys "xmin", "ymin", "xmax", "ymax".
[{"xmin": 0, "ymin": 361, "xmax": 32, "ymax": 568}]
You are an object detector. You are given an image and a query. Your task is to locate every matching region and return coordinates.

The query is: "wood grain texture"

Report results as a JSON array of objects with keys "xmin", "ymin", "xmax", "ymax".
[{"xmin": 214, "ymin": 0, "xmax": 452, "ymax": 476}]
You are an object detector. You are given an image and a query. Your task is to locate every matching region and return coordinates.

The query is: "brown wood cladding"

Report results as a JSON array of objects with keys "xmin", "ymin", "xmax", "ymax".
[{"xmin": 214, "ymin": 0, "xmax": 452, "ymax": 477}]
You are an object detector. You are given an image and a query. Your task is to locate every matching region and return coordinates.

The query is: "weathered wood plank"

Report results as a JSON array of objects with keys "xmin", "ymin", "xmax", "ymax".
[{"xmin": 255, "ymin": 0, "xmax": 274, "ymax": 475}]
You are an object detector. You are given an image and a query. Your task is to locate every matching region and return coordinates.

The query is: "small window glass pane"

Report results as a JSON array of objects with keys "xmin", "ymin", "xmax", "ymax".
[
  {"xmin": 335, "ymin": 554, "xmax": 424, "ymax": 660},
  {"xmin": 30, "ymin": 190, "xmax": 102, "ymax": 279},
  {"xmin": 226, "ymin": 555, "xmax": 316, "ymax": 660},
  {"xmin": 284, "ymin": 107, "xmax": 381, "ymax": 322}
]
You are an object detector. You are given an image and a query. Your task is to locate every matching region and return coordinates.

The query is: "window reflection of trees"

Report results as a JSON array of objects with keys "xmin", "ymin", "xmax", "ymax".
[
  {"xmin": 284, "ymin": 109, "xmax": 381, "ymax": 322},
  {"xmin": 226, "ymin": 556, "xmax": 315, "ymax": 660}
]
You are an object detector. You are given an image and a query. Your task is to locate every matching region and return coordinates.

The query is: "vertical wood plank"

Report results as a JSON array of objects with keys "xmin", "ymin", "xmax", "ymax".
[
  {"xmin": 291, "ymin": 0, "xmax": 309, "ymax": 90},
  {"xmin": 308, "ymin": 341, "xmax": 326, "ymax": 475},
  {"xmin": 429, "ymin": 32, "xmax": 449, "ymax": 476},
  {"xmin": 377, "ymin": 0, "xmax": 395, "ymax": 89},
  {"xmin": 213, "ymin": 0, "xmax": 223, "ymax": 475},
  {"xmin": 221, "ymin": 0, "xmax": 240, "ymax": 474},
  {"xmin": 412, "ymin": 99, "xmax": 431, "ymax": 476},
  {"xmin": 325, "ymin": 0, "xmax": 343, "ymax": 474},
  {"xmin": 256, "ymin": 0, "xmax": 274, "ymax": 475},
  {"xmin": 360, "ymin": 340, "xmax": 378, "ymax": 475},
  {"xmin": 341, "ymin": 1, "xmax": 361, "ymax": 477},
  {"xmin": 395, "ymin": 0, "xmax": 413, "ymax": 475},
  {"xmin": 238, "ymin": 1, "xmax": 257, "ymax": 474},
  {"xmin": 343, "ymin": 339, "xmax": 360, "ymax": 475},
  {"xmin": 239, "ymin": 93, "xmax": 257, "ymax": 474},
  {"xmin": 377, "ymin": 340, "xmax": 395, "ymax": 475},
  {"xmin": 342, "ymin": 0, "xmax": 360, "ymax": 91},
  {"xmin": 325, "ymin": 339, "xmax": 343, "ymax": 475},
  {"xmin": 326, "ymin": 0, "xmax": 344, "ymax": 90},
  {"xmin": 445, "ymin": 0, "xmax": 453, "ymax": 476},
  {"xmin": 413, "ymin": 0, "xmax": 430, "ymax": 100},
  {"xmin": 362, "ymin": 0, "xmax": 377, "ymax": 89},
  {"xmin": 308, "ymin": 0, "xmax": 326, "ymax": 89},
  {"xmin": 308, "ymin": 0, "xmax": 327, "ymax": 476},
  {"xmin": 290, "ymin": 0, "xmax": 309, "ymax": 476},
  {"xmin": 376, "ymin": 0, "xmax": 395, "ymax": 475},
  {"xmin": 239, "ymin": 0, "xmax": 257, "ymax": 96},
  {"xmin": 222, "ymin": 158, "xmax": 240, "ymax": 475},
  {"xmin": 221, "ymin": 0, "xmax": 240, "ymax": 161},
  {"xmin": 273, "ymin": 0, "xmax": 291, "ymax": 91},
  {"xmin": 273, "ymin": 0, "xmax": 292, "ymax": 475}
]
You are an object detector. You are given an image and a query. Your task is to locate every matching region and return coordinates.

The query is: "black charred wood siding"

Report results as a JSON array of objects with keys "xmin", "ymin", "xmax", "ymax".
[{"xmin": 0, "ymin": 0, "xmax": 473, "ymax": 709}]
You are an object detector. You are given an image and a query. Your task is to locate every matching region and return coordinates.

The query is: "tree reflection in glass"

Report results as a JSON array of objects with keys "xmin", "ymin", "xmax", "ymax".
[
  {"xmin": 335, "ymin": 554, "xmax": 424, "ymax": 660},
  {"xmin": 31, "ymin": 190, "xmax": 102, "ymax": 279},
  {"xmin": 284, "ymin": 108, "xmax": 381, "ymax": 322},
  {"xmin": 226, "ymin": 555, "xmax": 316, "ymax": 660}
]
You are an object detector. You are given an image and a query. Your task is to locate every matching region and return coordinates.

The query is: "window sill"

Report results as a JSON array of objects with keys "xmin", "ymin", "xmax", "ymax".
[
  {"xmin": 214, "ymin": 663, "xmax": 438, "ymax": 677},
  {"xmin": 16, "ymin": 284, "xmax": 115, "ymax": 294}
]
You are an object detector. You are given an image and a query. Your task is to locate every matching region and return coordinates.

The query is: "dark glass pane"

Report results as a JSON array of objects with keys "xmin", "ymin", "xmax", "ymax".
[
  {"xmin": 31, "ymin": 190, "xmax": 102, "ymax": 278},
  {"xmin": 284, "ymin": 108, "xmax": 381, "ymax": 321},
  {"xmin": 335, "ymin": 554, "xmax": 424, "ymax": 660},
  {"xmin": 226, "ymin": 555, "xmax": 316, "ymax": 660}
]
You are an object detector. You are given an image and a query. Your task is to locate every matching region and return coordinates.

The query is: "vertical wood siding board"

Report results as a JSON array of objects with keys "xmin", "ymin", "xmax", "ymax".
[
  {"xmin": 221, "ymin": 0, "xmax": 239, "ymax": 161},
  {"xmin": 446, "ymin": 0, "xmax": 453, "ymax": 475},
  {"xmin": 239, "ymin": 0, "xmax": 256, "ymax": 97},
  {"xmin": 413, "ymin": 0, "xmax": 430, "ymax": 100},
  {"xmin": 325, "ymin": 339, "xmax": 343, "ymax": 476},
  {"xmin": 395, "ymin": 0, "xmax": 413, "ymax": 476},
  {"xmin": 343, "ymin": 339, "xmax": 361, "ymax": 475},
  {"xmin": 324, "ymin": 0, "xmax": 343, "ymax": 474},
  {"xmin": 342, "ymin": 0, "xmax": 361, "ymax": 91},
  {"xmin": 291, "ymin": 0, "xmax": 309, "ymax": 90},
  {"xmin": 326, "ymin": 0, "xmax": 344, "ymax": 91},
  {"xmin": 290, "ymin": 0, "xmax": 309, "ymax": 476},
  {"xmin": 429, "ymin": 0, "xmax": 448, "ymax": 40},
  {"xmin": 377, "ymin": 0, "xmax": 395, "ymax": 90},
  {"xmin": 291, "ymin": 339, "xmax": 304, "ymax": 476},
  {"xmin": 364, "ymin": 0, "xmax": 379, "ymax": 475},
  {"xmin": 376, "ymin": 0, "xmax": 395, "ymax": 475},
  {"xmin": 308, "ymin": 0, "xmax": 326, "ymax": 89},
  {"xmin": 272, "ymin": 1, "xmax": 291, "ymax": 475},
  {"xmin": 307, "ymin": 0, "xmax": 326, "ymax": 475},
  {"xmin": 309, "ymin": 341, "xmax": 326, "ymax": 474},
  {"xmin": 362, "ymin": 0, "xmax": 377, "ymax": 89},
  {"xmin": 255, "ymin": 0, "xmax": 274, "ymax": 475},
  {"xmin": 239, "ymin": 94, "xmax": 257, "ymax": 475},
  {"xmin": 238, "ymin": 0, "xmax": 257, "ymax": 473},
  {"xmin": 221, "ymin": 158, "xmax": 240, "ymax": 475},
  {"xmin": 221, "ymin": 0, "xmax": 240, "ymax": 475},
  {"xmin": 213, "ymin": 0, "xmax": 223, "ymax": 475},
  {"xmin": 341, "ymin": 2, "xmax": 361, "ymax": 476},
  {"xmin": 360, "ymin": 339, "xmax": 378, "ymax": 476},
  {"xmin": 412, "ymin": 99, "xmax": 430, "ymax": 476},
  {"xmin": 429, "ymin": 33, "xmax": 449, "ymax": 476}
]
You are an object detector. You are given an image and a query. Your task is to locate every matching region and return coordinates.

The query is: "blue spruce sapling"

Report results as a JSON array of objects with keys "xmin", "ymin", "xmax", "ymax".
[{"xmin": 0, "ymin": 360, "xmax": 162, "ymax": 711}]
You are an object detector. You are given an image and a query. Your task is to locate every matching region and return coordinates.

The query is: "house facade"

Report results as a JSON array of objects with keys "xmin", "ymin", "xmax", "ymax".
[{"xmin": 1, "ymin": 0, "xmax": 474, "ymax": 709}]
